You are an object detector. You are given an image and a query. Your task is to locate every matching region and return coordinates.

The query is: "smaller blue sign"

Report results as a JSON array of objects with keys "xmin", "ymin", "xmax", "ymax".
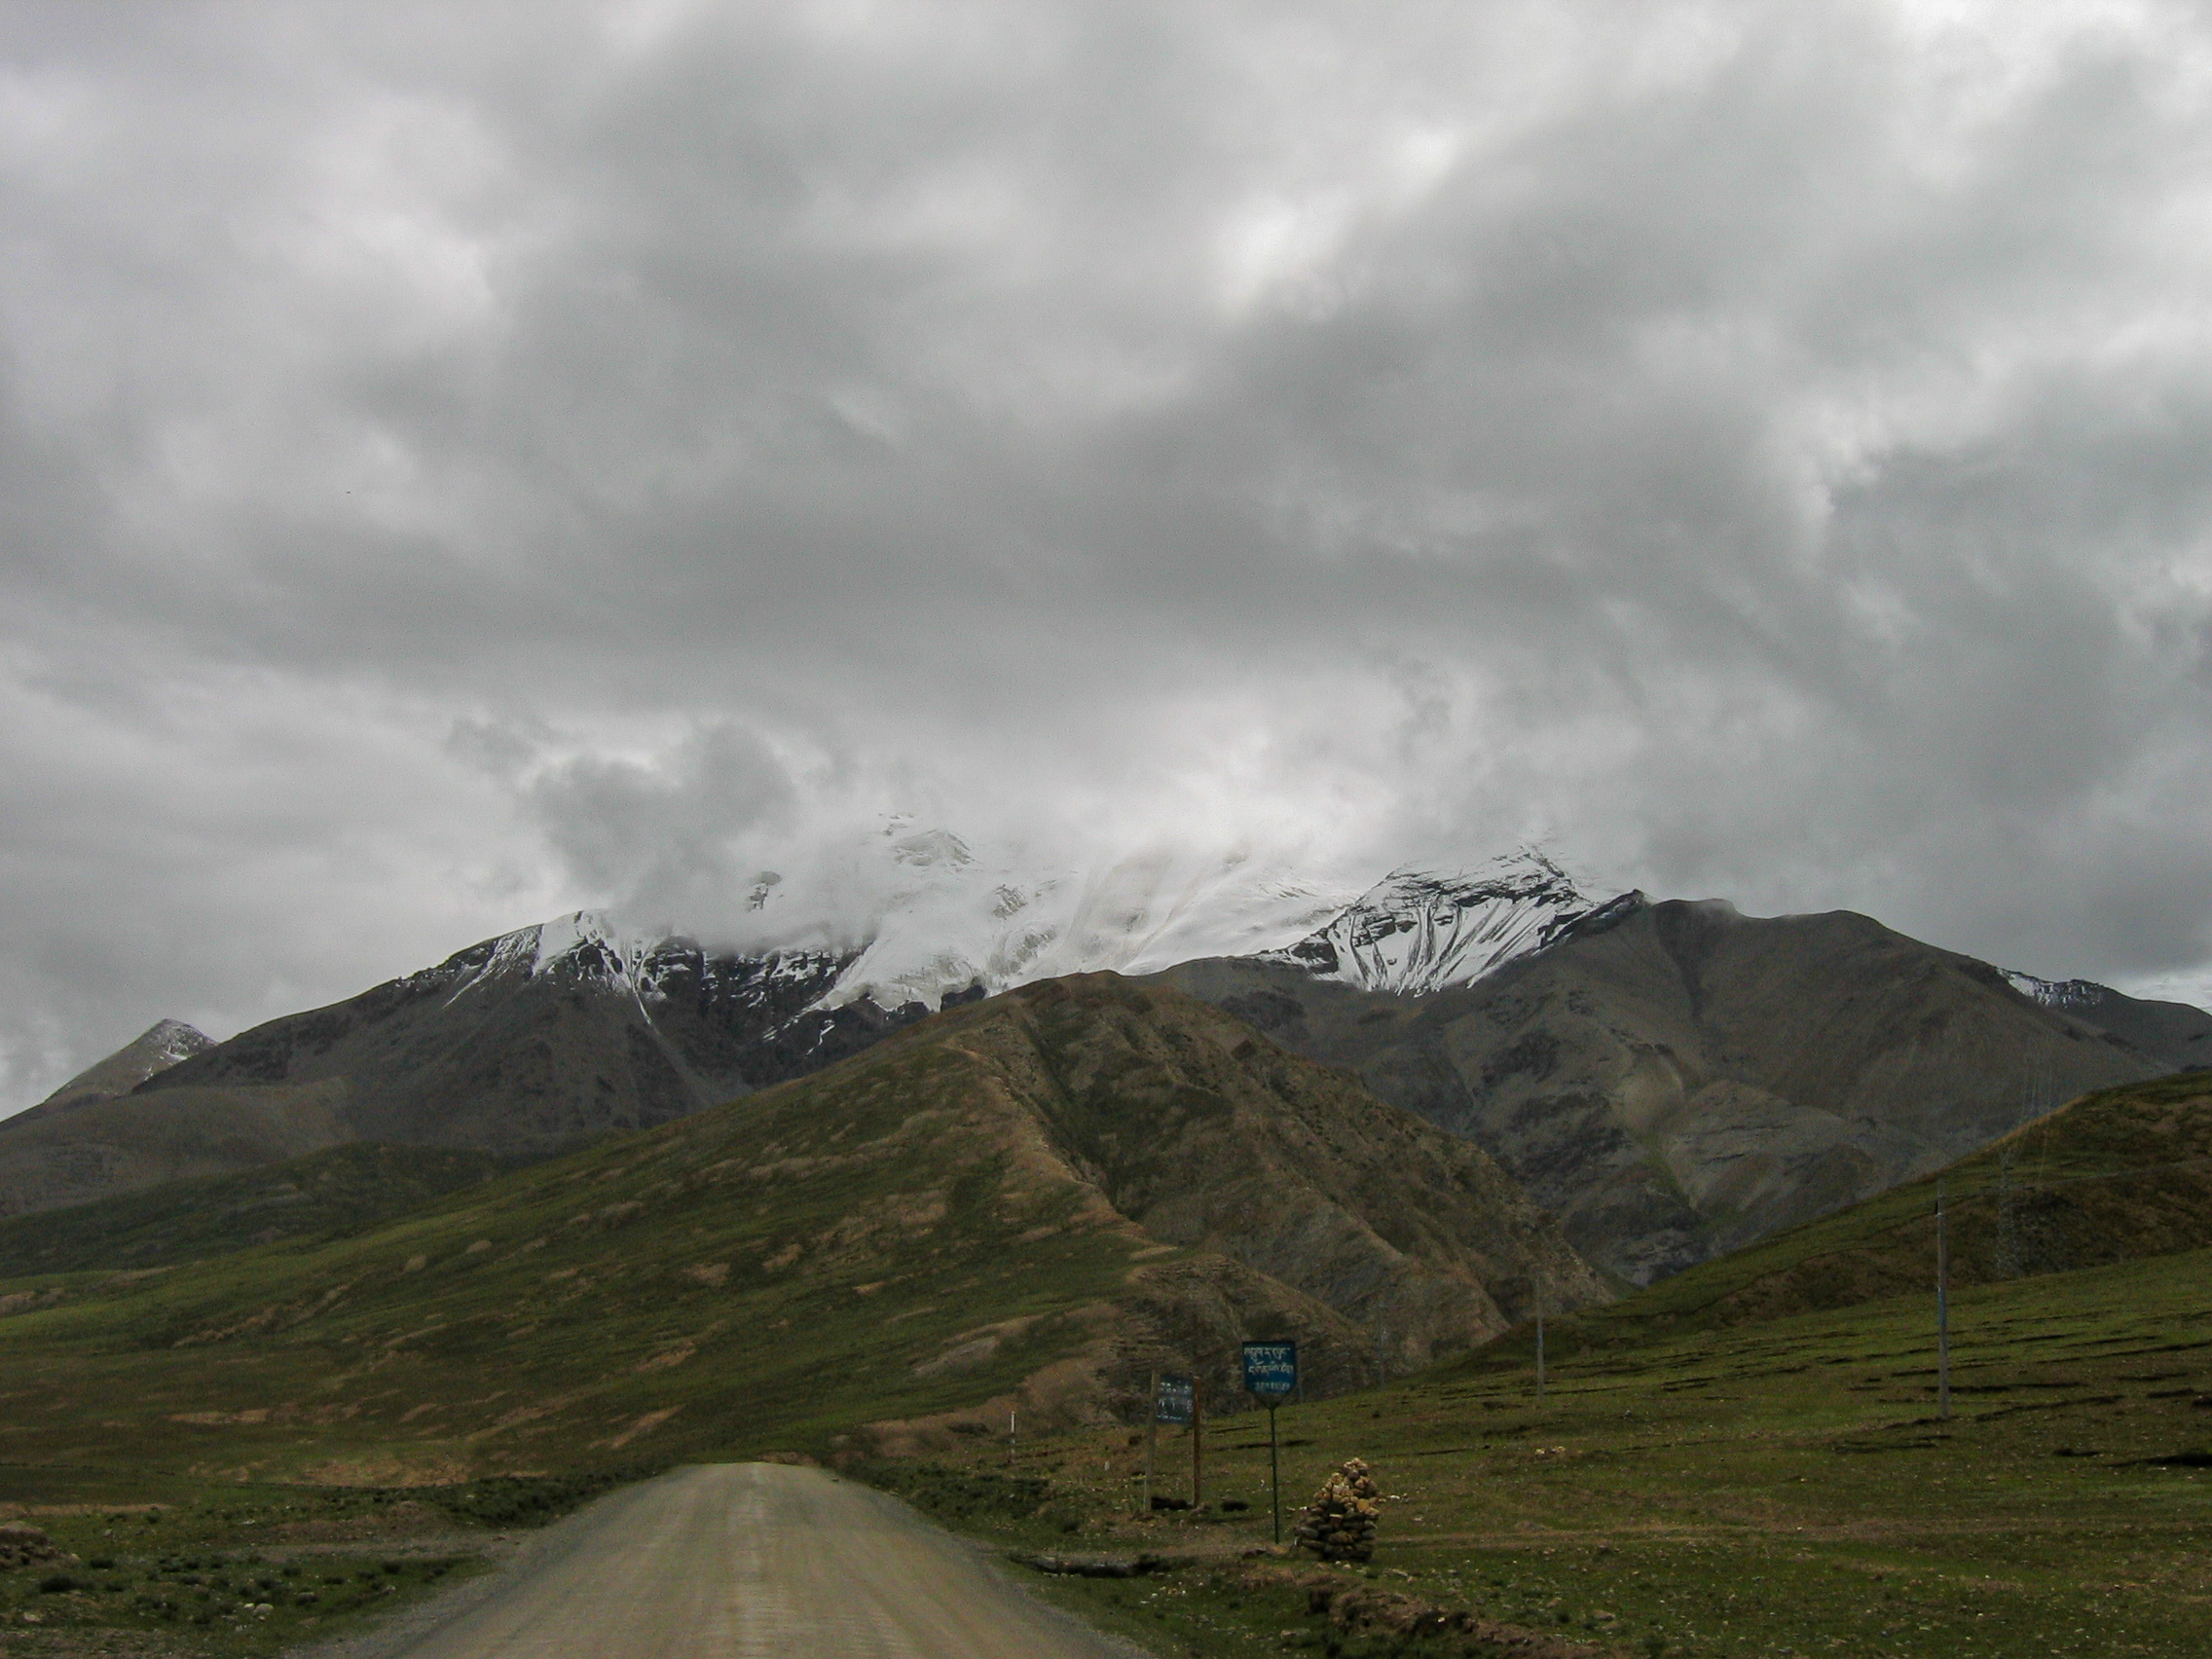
[
  {"xmin": 1155, "ymin": 1375, "xmax": 1194, "ymax": 1424},
  {"xmin": 1241, "ymin": 1340, "xmax": 1298, "ymax": 1400}
]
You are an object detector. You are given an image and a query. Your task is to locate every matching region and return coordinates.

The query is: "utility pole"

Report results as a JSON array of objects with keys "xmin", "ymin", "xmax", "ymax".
[
  {"xmin": 1141, "ymin": 1369, "xmax": 1158, "ymax": 1515},
  {"xmin": 1009, "ymin": 1409, "xmax": 1017, "ymax": 1469},
  {"xmin": 1996, "ymin": 1143, "xmax": 2019, "ymax": 1280},
  {"xmin": 1535, "ymin": 1272, "xmax": 1547, "ymax": 1401},
  {"xmin": 1191, "ymin": 1382, "xmax": 1203, "ymax": 1508},
  {"xmin": 1936, "ymin": 1180, "xmax": 1951, "ymax": 1421}
]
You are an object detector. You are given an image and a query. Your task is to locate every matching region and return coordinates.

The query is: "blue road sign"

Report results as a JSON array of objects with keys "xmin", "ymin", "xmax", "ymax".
[
  {"xmin": 1241, "ymin": 1340, "xmax": 1297, "ymax": 1400},
  {"xmin": 1156, "ymin": 1375, "xmax": 1194, "ymax": 1425}
]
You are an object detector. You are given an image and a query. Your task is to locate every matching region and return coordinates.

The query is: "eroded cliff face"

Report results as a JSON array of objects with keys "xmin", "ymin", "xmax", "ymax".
[{"xmin": 1163, "ymin": 899, "xmax": 2179, "ymax": 1285}]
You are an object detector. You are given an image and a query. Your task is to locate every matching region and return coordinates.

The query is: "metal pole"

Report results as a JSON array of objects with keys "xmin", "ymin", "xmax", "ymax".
[
  {"xmin": 1936, "ymin": 1180, "xmax": 1951, "ymax": 1421},
  {"xmin": 1010, "ymin": 1409, "xmax": 1017, "ymax": 1468},
  {"xmin": 1269, "ymin": 1403, "xmax": 1281, "ymax": 1546}
]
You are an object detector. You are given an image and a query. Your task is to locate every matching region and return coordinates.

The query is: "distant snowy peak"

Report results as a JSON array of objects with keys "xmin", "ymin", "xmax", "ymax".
[
  {"xmin": 2001, "ymin": 969, "xmax": 2111, "ymax": 1012},
  {"xmin": 28, "ymin": 1017, "xmax": 214, "ymax": 1115},
  {"xmin": 1259, "ymin": 849, "xmax": 1632, "ymax": 996},
  {"xmin": 425, "ymin": 910, "xmax": 855, "ymax": 1023},
  {"xmin": 139, "ymin": 1018, "xmax": 215, "ymax": 1069}
]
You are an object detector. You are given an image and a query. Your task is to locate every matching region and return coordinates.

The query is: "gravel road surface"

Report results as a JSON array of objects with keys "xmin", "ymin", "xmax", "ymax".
[{"xmin": 368, "ymin": 1462, "xmax": 1137, "ymax": 1659}]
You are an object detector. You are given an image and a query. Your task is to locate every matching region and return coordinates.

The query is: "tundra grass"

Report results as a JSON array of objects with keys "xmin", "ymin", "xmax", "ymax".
[
  {"xmin": 0, "ymin": 1144, "xmax": 512, "ymax": 1277},
  {"xmin": 876, "ymin": 1245, "xmax": 2212, "ymax": 1657},
  {"xmin": 0, "ymin": 1471, "xmax": 622, "ymax": 1657}
]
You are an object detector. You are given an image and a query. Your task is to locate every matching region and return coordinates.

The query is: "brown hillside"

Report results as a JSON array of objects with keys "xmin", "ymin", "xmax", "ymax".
[{"xmin": 0, "ymin": 975, "xmax": 1604, "ymax": 1481}]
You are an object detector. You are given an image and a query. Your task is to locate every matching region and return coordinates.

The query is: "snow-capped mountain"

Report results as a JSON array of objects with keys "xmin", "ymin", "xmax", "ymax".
[
  {"xmin": 1256, "ymin": 849, "xmax": 1628, "ymax": 996},
  {"xmin": 2000, "ymin": 969, "xmax": 2106, "ymax": 1012},
  {"xmin": 4, "ymin": 834, "xmax": 1642, "ymax": 1206},
  {"xmin": 438, "ymin": 907, "xmax": 855, "ymax": 1027}
]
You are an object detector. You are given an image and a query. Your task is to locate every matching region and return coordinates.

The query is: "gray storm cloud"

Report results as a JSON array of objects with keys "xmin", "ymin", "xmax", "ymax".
[{"xmin": 5, "ymin": 0, "xmax": 2212, "ymax": 1107}]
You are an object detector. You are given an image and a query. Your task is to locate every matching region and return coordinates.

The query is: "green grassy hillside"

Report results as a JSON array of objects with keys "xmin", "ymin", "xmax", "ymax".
[
  {"xmin": 1475, "ymin": 1066, "xmax": 2212, "ymax": 1367},
  {"xmin": 0, "ymin": 1143, "xmax": 511, "ymax": 1276},
  {"xmin": 880, "ymin": 1235, "xmax": 2212, "ymax": 1659},
  {"xmin": 0, "ymin": 976, "xmax": 1596, "ymax": 1489}
]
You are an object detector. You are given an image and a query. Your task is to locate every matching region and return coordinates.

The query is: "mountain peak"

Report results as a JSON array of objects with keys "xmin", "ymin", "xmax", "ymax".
[
  {"xmin": 1257, "ymin": 847, "xmax": 1617, "ymax": 995},
  {"xmin": 21, "ymin": 1018, "xmax": 214, "ymax": 1120}
]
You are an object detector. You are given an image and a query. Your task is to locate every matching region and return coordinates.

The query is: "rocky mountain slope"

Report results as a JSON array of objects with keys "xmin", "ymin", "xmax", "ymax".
[
  {"xmin": 1162, "ymin": 897, "xmax": 2209, "ymax": 1285},
  {"xmin": 0, "ymin": 916, "xmax": 906, "ymax": 1217},
  {"xmin": 0, "ymin": 977, "xmax": 1603, "ymax": 1483},
  {"xmin": 2000, "ymin": 970, "xmax": 2212, "ymax": 1071}
]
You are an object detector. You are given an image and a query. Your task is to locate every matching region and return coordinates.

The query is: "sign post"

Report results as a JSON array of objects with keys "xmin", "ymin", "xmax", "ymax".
[{"xmin": 1241, "ymin": 1340, "xmax": 1298, "ymax": 1545}]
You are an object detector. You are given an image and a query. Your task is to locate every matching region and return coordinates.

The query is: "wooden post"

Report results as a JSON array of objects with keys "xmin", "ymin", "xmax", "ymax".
[
  {"xmin": 1269, "ymin": 1402, "xmax": 1282, "ymax": 1546},
  {"xmin": 1191, "ymin": 1381, "xmax": 1203, "ymax": 1508},
  {"xmin": 1141, "ymin": 1369, "xmax": 1158, "ymax": 1516}
]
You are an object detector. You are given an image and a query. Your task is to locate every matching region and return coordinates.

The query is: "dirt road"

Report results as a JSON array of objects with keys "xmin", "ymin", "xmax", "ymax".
[{"xmin": 375, "ymin": 1462, "xmax": 1137, "ymax": 1658}]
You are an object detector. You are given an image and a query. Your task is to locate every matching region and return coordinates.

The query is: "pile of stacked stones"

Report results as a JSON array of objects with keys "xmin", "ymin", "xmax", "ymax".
[
  {"xmin": 1293, "ymin": 1457, "xmax": 1381, "ymax": 1563},
  {"xmin": 0, "ymin": 1526, "xmax": 68, "ymax": 1570}
]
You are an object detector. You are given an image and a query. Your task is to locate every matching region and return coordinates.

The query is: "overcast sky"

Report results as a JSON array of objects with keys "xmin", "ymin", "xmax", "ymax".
[{"xmin": 6, "ymin": 0, "xmax": 2212, "ymax": 1107}]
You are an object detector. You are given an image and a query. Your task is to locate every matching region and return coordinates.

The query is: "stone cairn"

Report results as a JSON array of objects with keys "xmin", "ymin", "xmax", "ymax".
[
  {"xmin": 1293, "ymin": 1456, "xmax": 1381, "ymax": 1563},
  {"xmin": 0, "ymin": 1525, "xmax": 69, "ymax": 1571}
]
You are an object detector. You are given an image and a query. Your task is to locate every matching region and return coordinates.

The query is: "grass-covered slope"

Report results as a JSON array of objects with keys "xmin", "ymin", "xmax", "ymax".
[
  {"xmin": 895, "ymin": 1241, "xmax": 2212, "ymax": 1659},
  {"xmin": 0, "ymin": 1143, "xmax": 511, "ymax": 1276},
  {"xmin": 0, "ymin": 975, "xmax": 1599, "ymax": 1487},
  {"xmin": 1494, "ymin": 1066, "xmax": 2212, "ymax": 1359}
]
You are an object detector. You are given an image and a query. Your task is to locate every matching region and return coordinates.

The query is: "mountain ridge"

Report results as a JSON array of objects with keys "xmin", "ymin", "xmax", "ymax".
[{"xmin": 1160, "ymin": 894, "xmax": 2211, "ymax": 1283}]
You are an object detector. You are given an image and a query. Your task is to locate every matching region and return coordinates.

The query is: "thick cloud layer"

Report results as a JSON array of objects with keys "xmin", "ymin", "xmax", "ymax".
[{"xmin": 7, "ymin": 0, "xmax": 2212, "ymax": 1106}]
